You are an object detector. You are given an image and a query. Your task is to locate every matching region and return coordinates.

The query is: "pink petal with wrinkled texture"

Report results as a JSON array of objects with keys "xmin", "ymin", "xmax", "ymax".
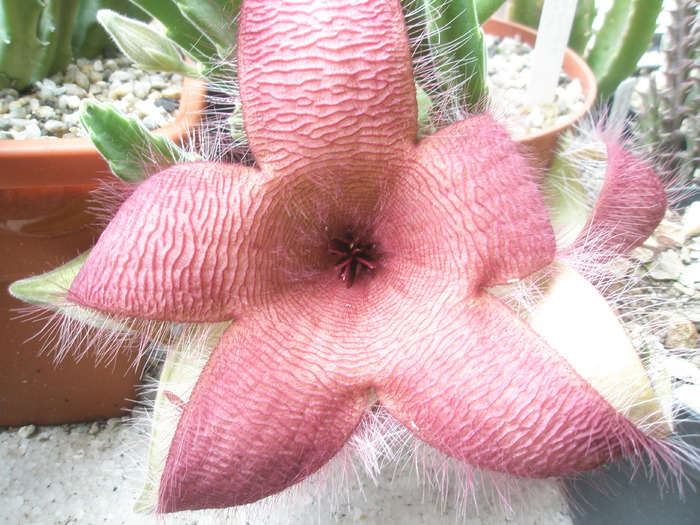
[
  {"xmin": 375, "ymin": 292, "xmax": 648, "ymax": 478},
  {"xmin": 378, "ymin": 116, "xmax": 556, "ymax": 290},
  {"xmin": 574, "ymin": 140, "xmax": 666, "ymax": 257},
  {"xmin": 69, "ymin": 162, "xmax": 281, "ymax": 322},
  {"xmin": 158, "ymin": 289, "xmax": 374, "ymax": 512},
  {"xmin": 238, "ymin": 0, "xmax": 417, "ymax": 176},
  {"xmin": 157, "ymin": 263, "xmax": 464, "ymax": 512}
]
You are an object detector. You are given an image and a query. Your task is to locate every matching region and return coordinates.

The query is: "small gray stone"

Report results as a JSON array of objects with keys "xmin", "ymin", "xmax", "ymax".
[
  {"xmin": 109, "ymin": 70, "xmax": 132, "ymax": 83},
  {"xmin": 655, "ymin": 220, "xmax": 686, "ymax": 247},
  {"xmin": 679, "ymin": 262, "xmax": 700, "ymax": 289},
  {"xmin": 15, "ymin": 123, "xmax": 42, "ymax": 139},
  {"xmin": 133, "ymin": 80, "xmax": 151, "ymax": 99},
  {"xmin": 110, "ymin": 82, "xmax": 133, "ymax": 98},
  {"xmin": 648, "ymin": 250, "xmax": 685, "ymax": 281}
]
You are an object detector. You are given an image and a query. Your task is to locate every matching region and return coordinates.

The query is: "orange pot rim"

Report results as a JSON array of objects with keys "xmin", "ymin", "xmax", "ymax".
[{"xmin": 0, "ymin": 76, "xmax": 207, "ymax": 189}]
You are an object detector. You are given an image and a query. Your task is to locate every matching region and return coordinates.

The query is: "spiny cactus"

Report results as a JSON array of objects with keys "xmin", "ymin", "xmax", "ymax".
[
  {"xmin": 0, "ymin": 0, "xmax": 130, "ymax": 92},
  {"xmin": 636, "ymin": 0, "xmax": 700, "ymax": 185}
]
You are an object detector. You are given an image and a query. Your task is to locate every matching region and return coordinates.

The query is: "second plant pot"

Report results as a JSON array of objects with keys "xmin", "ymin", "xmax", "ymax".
[
  {"xmin": 0, "ymin": 76, "xmax": 206, "ymax": 427},
  {"xmin": 483, "ymin": 18, "xmax": 597, "ymax": 169}
]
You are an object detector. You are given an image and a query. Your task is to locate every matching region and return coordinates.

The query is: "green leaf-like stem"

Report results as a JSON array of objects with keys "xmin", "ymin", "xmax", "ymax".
[{"xmin": 80, "ymin": 99, "xmax": 200, "ymax": 183}]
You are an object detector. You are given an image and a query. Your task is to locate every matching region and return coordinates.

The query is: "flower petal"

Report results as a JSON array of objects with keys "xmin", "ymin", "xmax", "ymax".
[
  {"xmin": 382, "ymin": 115, "xmax": 556, "ymax": 290},
  {"xmin": 69, "ymin": 162, "xmax": 284, "ymax": 322},
  {"xmin": 375, "ymin": 292, "xmax": 651, "ymax": 478},
  {"xmin": 574, "ymin": 140, "xmax": 666, "ymax": 256},
  {"xmin": 158, "ymin": 302, "xmax": 371, "ymax": 512},
  {"xmin": 238, "ymin": 0, "xmax": 417, "ymax": 175}
]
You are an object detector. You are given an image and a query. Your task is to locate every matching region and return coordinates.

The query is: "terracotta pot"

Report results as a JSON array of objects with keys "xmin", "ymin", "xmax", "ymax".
[
  {"xmin": 0, "ymin": 77, "xmax": 206, "ymax": 426},
  {"xmin": 483, "ymin": 18, "xmax": 597, "ymax": 169}
]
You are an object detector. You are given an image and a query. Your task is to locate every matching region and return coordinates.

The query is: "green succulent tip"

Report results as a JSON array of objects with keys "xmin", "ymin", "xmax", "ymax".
[{"xmin": 97, "ymin": 9, "xmax": 201, "ymax": 77}]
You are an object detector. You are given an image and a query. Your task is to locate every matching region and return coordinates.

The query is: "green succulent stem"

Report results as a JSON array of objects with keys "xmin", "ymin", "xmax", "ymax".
[
  {"xmin": 0, "ymin": 0, "xmax": 132, "ymax": 91},
  {"xmin": 403, "ymin": 0, "xmax": 488, "ymax": 112},
  {"xmin": 174, "ymin": 0, "xmax": 240, "ymax": 59},
  {"xmin": 509, "ymin": 0, "xmax": 543, "ymax": 29},
  {"xmin": 567, "ymin": 0, "xmax": 597, "ymax": 56},
  {"xmin": 80, "ymin": 100, "xmax": 200, "ymax": 183},
  {"xmin": 0, "ymin": 0, "xmax": 79, "ymax": 91},
  {"xmin": 585, "ymin": 0, "xmax": 663, "ymax": 99},
  {"xmin": 475, "ymin": 0, "xmax": 507, "ymax": 23},
  {"xmin": 127, "ymin": 0, "xmax": 221, "ymax": 70}
]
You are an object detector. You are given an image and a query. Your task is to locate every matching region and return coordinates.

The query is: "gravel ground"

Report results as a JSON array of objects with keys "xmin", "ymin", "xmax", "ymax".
[
  {"xmin": 0, "ymin": 416, "xmax": 572, "ymax": 525},
  {"xmin": 0, "ymin": 56, "xmax": 182, "ymax": 140}
]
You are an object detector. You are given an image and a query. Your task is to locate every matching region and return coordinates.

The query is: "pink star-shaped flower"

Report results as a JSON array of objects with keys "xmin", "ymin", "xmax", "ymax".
[{"xmin": 66, "ymin": 0, "xmax": 667, "ymax": 513}]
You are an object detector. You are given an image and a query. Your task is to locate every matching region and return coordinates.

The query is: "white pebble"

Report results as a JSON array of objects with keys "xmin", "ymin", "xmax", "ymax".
[
  {"xmin": 110, "ymin": 82, "xmax": 133, "ymax": 98},
  {"xmin": 64, "ymin": 83, "xmax": 86, "ymax": 98},
  {"xmin": 149, "ymin": 74, "xmax": 167, "ymax": 89},
  {"xmin": 133, "ymin": 79, "xmax": 151, "ymax": 99},
  {"xmin": 10, "ymin": 117, "xmax": 31, "ymax": 129},
  {"xmin": 16, "ymin": 123, "xmax": 42, "ymax": 139},
  {"xmin": 75, "ymin": 71, "xmax": 90, "ymax": 90},
  {"xmin": 34, "ymin": 105, "xmax": 56, "ymax": 119},
  {"xmin": 44, "ymin": 119, "xmax": 67, "ymax": 135},
  {"xmin": 17, "ymin": 425, "xmax": 36, "ymax": 438},
  {"xmin": 58, "ymin": 94, "xmax": 82, "ymax": 110},
  {"xmin": 109, "ymin": 70, "xmax": 132, "ymax": 83},
  {"xmin": 89, "ymin": 81, "xmax": 108, "ymax": 95},
  {"xmin": 63, "ymin": 64, "xmax": 79, "ymax": 84},
  {"xmin": 9, "ymin": 106, "xmax": 26, "ymax": 118}
]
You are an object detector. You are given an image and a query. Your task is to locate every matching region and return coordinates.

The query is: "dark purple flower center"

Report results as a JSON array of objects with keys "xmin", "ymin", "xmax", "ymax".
[{"xmin": 328, "ymin": 234, "xmax": 378, "ymax": 288}]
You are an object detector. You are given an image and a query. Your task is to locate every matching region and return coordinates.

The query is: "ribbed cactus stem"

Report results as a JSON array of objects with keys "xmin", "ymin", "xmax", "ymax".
[
  {"xmin": 402, "ymin": 0, "xmax": 487, "ymax": 112},
  {"xmin": 0, "ymin": 0, "xmax": 44, "ymax": 90},
  {"xmin": 0, "ymin": 0, "xmax": 79, "ymax": 91},
  {"xmin": 567, "ymin": 0, "xmax": 597, "ymax": 56},
  {"xmin": 637, "ymin": 0, "xmax": 700, "ymax": 183},
  {"xmin": 585, "ymin": 0, "xmax": 663, "ymax": 99},
  {"xmin": 44, "ymin": 0, "xmax": 81, "ymax": 76},
  {"xmin": 509, "ymin": 0, "xmax": 544, "ymax": 29}
]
